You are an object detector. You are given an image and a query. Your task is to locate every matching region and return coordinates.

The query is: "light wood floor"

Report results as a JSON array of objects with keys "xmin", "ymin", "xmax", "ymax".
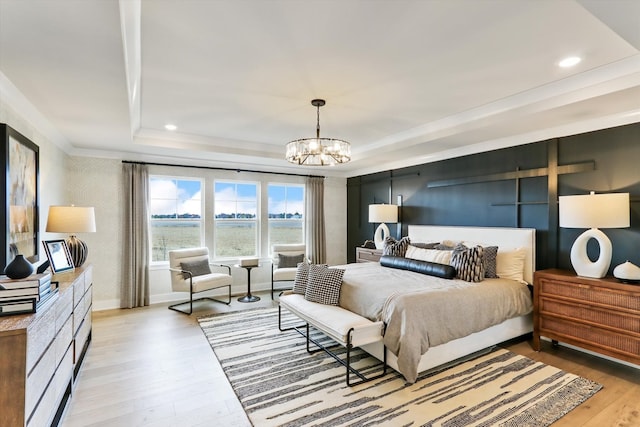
[{"xmin": 61, "ymin": 291, "xmax": 639, "ymax": 427}]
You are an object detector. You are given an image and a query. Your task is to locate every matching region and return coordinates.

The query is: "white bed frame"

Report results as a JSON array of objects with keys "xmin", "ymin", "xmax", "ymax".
[{"xmin": 360, "ymin": 225, "xmax": 536, "ymax": 376}]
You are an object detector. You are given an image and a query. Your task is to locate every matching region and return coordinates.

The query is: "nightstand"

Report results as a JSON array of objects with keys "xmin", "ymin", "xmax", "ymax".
[
  {"xmin": 533, "ymin": 269, "xmax": 640, "ymax": 365},
  {"xmin": 355, "ymin": 247, "xmax": 383, "ymax": 263}
]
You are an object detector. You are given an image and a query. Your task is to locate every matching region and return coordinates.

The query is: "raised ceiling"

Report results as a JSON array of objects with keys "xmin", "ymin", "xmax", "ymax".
[{"xmin": 0, "ymin": 0, "xmax": 639, "ymax": 177}]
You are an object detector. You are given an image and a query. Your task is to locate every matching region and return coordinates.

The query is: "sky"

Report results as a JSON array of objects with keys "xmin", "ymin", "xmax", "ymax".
[{"xmin": 149, "ymin": 178, "xmax": 304, "ymax": 217}]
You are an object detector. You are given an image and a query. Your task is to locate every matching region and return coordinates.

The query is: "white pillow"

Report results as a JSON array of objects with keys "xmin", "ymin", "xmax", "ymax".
[
  {"xmin": 405, "ymin": 245, "xmax": 452, "ymax": 265},
  {"xmin": 496, "ymin": 247, "xmax": 527, "ymax": 284}
]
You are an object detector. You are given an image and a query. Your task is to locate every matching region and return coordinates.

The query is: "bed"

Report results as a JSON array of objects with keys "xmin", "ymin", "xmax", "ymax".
[{"xmin": 281, "ymin": 225, "xmax": 535, "ymax": 384}]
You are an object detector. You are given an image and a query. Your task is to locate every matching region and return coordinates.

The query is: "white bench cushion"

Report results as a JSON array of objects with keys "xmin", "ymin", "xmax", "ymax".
[{"xmin": 280, "ymin": 293, "xmax": 383, "ymax": 347}]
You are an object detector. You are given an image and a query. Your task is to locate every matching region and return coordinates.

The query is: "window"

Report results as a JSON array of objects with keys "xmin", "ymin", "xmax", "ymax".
[
  {"xmin": 149, "ymin": 177, "xmax": 203, "ymax": 262},
  {"xmin": 268, "ymin": 184, "xmax": 304, "ymax": 250},
  {"xmin": 214, "ymin": 181, "xmax": 258, "ymax": 257}
]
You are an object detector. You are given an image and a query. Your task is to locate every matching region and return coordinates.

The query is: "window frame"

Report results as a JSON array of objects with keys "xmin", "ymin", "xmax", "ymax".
[
  {"xmin": 213, "ymin": 179, "xmax": 260, "ymax": 259},
  {"xmin": 148, "ymin": 175, "xmax": 204, "ymax": 264},
  {"xmin": 267, "ymin": 183, "xmax": 305, "ymax": 253}
]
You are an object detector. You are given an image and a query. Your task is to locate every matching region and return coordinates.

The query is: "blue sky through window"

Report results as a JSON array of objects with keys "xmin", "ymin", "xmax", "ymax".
[{"xmin": 268, "ymin": 184, "xmax": 304, "ymax": 218}]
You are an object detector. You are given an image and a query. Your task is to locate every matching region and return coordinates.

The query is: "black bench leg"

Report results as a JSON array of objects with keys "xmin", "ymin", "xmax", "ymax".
[{"xmin": 279, "ymin": 306, "xmax": 388, "ymax": 386}]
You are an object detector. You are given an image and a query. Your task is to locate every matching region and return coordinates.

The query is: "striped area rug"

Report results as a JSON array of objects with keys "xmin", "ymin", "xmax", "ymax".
[{"xmin": 198, "ymin": 307, "xmax": 601, "ymax": 427}]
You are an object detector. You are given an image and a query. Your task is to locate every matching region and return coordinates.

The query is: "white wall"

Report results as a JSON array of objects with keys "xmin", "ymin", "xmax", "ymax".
[{"xmin": 66, "ymin": 157, "xmax": 123, "ymax": 309}]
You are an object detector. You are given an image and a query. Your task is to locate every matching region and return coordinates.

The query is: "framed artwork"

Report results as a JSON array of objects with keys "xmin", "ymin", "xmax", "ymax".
[
  {"xmin": 1, "ymin": 124, "xmax": 39, "ymax": 271},
  {"xmin": 42, "ymin": 239, "xmax": 75, "ymax": 273}
]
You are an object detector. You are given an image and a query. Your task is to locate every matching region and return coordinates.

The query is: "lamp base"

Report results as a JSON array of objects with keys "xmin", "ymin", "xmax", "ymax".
[
  {"xmin": 67, "ymin": 235, "xmax": 88, "ymax": 268},
  {"xmin": 570, "ymin": 228, "xmax": 611, "ymax": 278},
  {"xmin": 374, "ymin": 223, "xmax": 390, "ymax": 249}
]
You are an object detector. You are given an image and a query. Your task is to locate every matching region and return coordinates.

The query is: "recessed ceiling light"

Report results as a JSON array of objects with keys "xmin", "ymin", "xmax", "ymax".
[
  {"xmin": 558, "ymin": 56, "xmax": 581, "ymax": 68},
  {"xmin": 164, "ymin": 124, "xmax": 177, "ymax": 131}
]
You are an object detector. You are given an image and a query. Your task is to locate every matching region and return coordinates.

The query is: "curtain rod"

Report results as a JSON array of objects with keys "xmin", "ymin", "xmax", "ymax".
[{"xmin": 122, "ymin": 160, "xmax": 325, "ymax": 179}]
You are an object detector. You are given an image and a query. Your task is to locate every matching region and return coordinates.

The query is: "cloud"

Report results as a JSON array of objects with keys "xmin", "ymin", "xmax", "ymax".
[{"xmin": 150, "ymin": 179, "xmax": 201, "ymax": 216}]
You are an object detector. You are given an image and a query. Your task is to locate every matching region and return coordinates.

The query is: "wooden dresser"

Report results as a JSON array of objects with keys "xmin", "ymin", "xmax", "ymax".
[
  {"xmin": 355, "ymin": 247, "xmax": 383, "ymax": 263},
  {"xmin": 0, "ymin": 265, "xmax": 93, "ymax": 427},
  {"xmin": 533, "ymin": 269, "xmax": 639, "ymax": 366}
]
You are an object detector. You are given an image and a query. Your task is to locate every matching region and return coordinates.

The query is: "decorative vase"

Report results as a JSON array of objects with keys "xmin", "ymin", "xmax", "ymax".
[
  {"xmin": 4, "ymin": 254, "xmax": 34, "ymax": 279},
  {"xmin": 613, "ymin": 261, "xmax": 640, "ymax": 284}
]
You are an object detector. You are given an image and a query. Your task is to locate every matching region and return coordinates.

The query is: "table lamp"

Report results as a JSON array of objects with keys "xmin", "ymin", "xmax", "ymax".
[
  {"xmin": 559, "ymin": 191, "xmax": 629, "ymax": 278},
  {"xmin": 368, "ymin": 204, "xmax": 398, "ymax": 249},
  {"xmin": 46, "ymin": 206, "xmax": 96, "ymax": 267}
]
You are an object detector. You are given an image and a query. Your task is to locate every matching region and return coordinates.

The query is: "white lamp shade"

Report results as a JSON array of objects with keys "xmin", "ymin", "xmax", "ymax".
[
  {"xmin": 368, "ymin": 204, "xmax": 398, "ymax": 224},
  {"xmin": 559, "ymin": 192, "xmax": 629, "ymax": 229},
  {"xmin": 46, "ymin": 206, "xmax": 96, "ymax": 233}
]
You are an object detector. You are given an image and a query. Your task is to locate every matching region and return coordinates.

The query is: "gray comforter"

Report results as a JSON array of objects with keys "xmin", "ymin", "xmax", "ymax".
[{"xmin": 338, "ymin": 262, "xmax": 533, "ymax": 383}]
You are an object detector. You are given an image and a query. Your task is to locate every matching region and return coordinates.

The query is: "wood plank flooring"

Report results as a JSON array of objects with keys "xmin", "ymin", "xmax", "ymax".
[{"xmin": 61, "ymin": 291, "xmax": 639, "ymax": 427}]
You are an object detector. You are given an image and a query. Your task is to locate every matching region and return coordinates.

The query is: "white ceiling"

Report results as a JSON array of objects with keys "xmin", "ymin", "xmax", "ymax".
[{"xmin": 0, "ymin": 0, "xmax": 639, "ymax": 178}]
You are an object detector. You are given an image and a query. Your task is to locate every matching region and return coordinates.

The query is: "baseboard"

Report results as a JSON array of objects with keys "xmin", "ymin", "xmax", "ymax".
[{"xmin": 93, "ymin": 282, "xmax": 274, "ymax": 311}]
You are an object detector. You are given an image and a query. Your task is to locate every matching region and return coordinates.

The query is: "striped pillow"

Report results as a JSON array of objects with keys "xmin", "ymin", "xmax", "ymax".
[
  {"xmin": 383, "ymin": 236, "xmax": 411, "ymax": 257},
  {"xmin": 451, "ymin": 244, "xmax": 485, "ymax": 282}
]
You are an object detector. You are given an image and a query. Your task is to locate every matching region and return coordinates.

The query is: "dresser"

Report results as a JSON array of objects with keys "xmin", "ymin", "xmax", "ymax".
[
  {"xmin": 533, "ymin": 269, "xmax": 639, "ymax": 366},
  {"xmin": 0, "ymin": 265, "xmax": 93, "ymax": 427},
  {"xmin": 355, "ymin": 247, "xmax": 383, "ymax": 263}
]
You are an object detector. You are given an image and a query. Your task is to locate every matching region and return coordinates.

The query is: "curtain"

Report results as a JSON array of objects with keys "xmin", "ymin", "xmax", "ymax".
[
  {"xmin": 306, "ymin": 176, "xmax": 326, "ymax": 264},
  {"xmin": 121, "ymin": 163, "xmax": 150, "ymax": 308}
]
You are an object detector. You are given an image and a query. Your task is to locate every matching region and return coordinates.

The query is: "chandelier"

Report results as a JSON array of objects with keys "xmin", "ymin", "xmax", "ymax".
[{"xmin": 285, "ymin": 99, "xmax": 351, "ymax": 166}]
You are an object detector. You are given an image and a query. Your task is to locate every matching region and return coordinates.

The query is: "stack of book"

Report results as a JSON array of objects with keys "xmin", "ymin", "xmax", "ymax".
[{"xmin": 0, "ymin": 272, "xmax": 59, "ymax": 316}]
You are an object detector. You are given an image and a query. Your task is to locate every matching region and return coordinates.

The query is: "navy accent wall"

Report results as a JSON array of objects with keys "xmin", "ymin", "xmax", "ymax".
[{"xmin": 347, "ymin": 122, "xmax": 640, "ymax": 274}]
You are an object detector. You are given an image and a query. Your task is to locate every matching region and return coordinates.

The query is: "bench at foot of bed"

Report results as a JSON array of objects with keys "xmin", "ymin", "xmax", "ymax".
[{"xmin": 278, "ymin": 291, "xmax": 387, "ymax": 386}]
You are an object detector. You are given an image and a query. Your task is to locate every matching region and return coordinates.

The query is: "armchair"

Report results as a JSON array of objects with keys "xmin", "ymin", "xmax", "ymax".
[
  {"xmin": 168, "ymin": 247, "xmax": 232, "ymax": 314},
  {"xmin": 271, "ymin": 243, "xmax": 307, "ymax": 299}
]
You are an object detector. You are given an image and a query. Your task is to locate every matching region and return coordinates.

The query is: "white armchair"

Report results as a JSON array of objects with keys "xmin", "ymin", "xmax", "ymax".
[
  {"xmin": 271, "ymin": 244, "xmax": 307, "ymax": 299},
  {"xmin": 168, "ymin": 247, "xmax": 232, "ymax": 314}
]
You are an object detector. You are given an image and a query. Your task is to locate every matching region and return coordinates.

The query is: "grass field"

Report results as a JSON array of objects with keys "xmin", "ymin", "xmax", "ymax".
[{"xmin": 151, "ymin": 221, "xmax": 302, "ymax": 261}]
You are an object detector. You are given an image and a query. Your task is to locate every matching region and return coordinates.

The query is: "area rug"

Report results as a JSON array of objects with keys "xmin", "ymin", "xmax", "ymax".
[{"xmin": 198, "ymin": 307, "xmax": 602, "ymax": 427}]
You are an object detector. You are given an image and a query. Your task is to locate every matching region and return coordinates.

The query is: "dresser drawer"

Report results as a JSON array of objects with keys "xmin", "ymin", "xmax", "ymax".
[
  {"xmin": 539, "ymin": 297, "xmax": 640, "ymax": 334},
  {"xmin": 83, "ymin": 286, "xmax": 92, "ymax": 316},
  {"xmin": 25, "ymin": 341, "xmax": 56, "ymax": 415},
  {"xmin": 55, "ymin": 316, "xmax": 73, "ymax": 367},
  {"xmin": 540, "ymin": 316, "xmax": 640, "ymax": 360},
  {"xmin": 55, "ymin": 289, "xmax": 73, "ymax": 334},
  {"xmin": 356, "ymin": 248, "xmax": 382, "ymax": 263},
  {"xmin": 74, "ymin": 315, "xmax": 92, "ymax": 364},
  {"xmin": 26, "ymin": 306, "xmax": 57, "ymax": 372},
  {"xmin": 73, "ymin": 275, "xmax": 85, "ymax": 308},
  {"xmin": 27, "ymin": 346, "xmax": 72, "ymax": 427},
  {"xmin": 538, "ymin": 278, "xmax": 640, "ymax": 311},
  {"xmin": 73, "ymin": 294, "xmax": 85, "ymax": 335}
]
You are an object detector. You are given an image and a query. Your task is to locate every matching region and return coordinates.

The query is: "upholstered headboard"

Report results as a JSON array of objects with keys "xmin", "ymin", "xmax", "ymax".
[{"xmin": 407, "ymin": 225, "xmax": 536, "ymax": 284}]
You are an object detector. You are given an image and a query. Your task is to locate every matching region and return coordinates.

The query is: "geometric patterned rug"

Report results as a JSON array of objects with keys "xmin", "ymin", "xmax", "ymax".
[{"xmin": 199, "ymin": 307, "xmax": 602, "ymax": 427}]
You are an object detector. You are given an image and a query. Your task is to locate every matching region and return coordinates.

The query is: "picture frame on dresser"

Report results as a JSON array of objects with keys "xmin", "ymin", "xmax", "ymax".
[
  {"xmin": 43, "ymin": 239, "xmax": 75, "ymax": 273},
  {"xmin": 1, "ymin": 124, "xmax": 40, "ymax": 271}
]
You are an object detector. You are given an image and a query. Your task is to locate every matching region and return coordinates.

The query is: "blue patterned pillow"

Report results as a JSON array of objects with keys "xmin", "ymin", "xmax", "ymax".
[
  {"xmin": 383, "ymin": 236, "xmax": 411, "ymax": 257},
  {"xmin": 450, "ymin": 244, "xmax": 485, "ymax": 282}
]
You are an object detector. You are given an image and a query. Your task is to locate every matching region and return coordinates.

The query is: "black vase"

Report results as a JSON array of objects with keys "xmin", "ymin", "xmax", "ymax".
[{"xmin": 4, "ymin": 254, "xmax": 34, "ymax": 279}]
